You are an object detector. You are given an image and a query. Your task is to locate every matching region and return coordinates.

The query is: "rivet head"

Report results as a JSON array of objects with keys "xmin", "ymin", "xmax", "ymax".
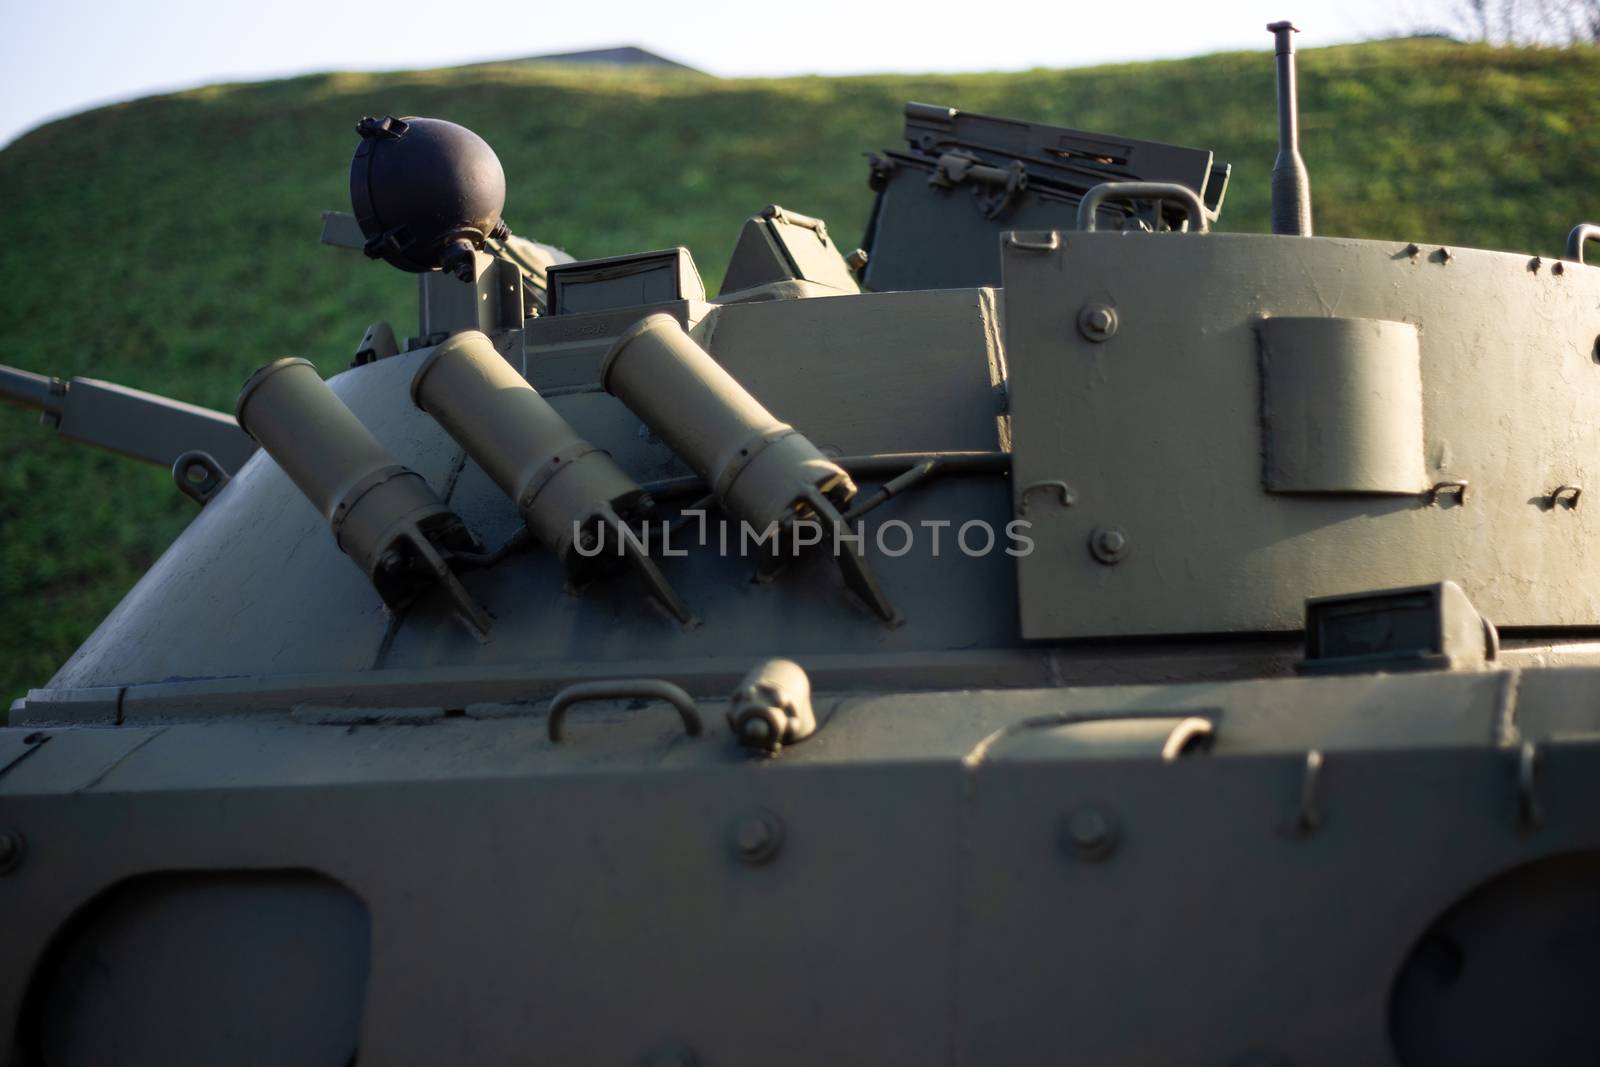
[
  {"xmin": 1063, "ymin": 806, "xmax": 1118, "ymax": 861},
  {"xmin": 1077, "ymin": 303, "xmax": 1119, "ymax": 342},
  {"xmin": 731, "ymin": 809, "xmax": 783, "ymax": 865},
  {"xmin": 0, "ymin": 828, "xmax": 26, "ymax": 875},
  {"xmin": 1089, "ymin": 526, "xmax": 1128, "ymax": 564}
]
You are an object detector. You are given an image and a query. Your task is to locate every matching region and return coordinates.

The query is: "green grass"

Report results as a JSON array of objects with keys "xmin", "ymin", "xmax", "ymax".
[{"xmin": 2, "ymin": 39, "xmax": 1598, "ymax": 712}]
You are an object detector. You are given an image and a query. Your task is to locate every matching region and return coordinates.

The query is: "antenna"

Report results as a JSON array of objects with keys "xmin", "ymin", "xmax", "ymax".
[{"xmin": 1268, "ymin": 21, "xmax": 1313, "ymax": 236}]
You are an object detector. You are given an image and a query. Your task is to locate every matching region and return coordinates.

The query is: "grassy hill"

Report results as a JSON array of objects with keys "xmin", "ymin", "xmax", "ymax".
[{"xmin": 2, "ymin": 39, "xmax": 1598, "ymax": 711}]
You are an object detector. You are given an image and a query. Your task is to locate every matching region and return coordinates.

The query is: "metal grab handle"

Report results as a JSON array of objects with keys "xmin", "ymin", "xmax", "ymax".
[
  {"xmin": 1565, "ymin": 223, "xmax": 1600, "ymax": 264},
  {"xmin": 1017, "ymin": 480, "xmax": 1078, "ymax": 514},
  {"xmin": 547, "ymin": 679, "xmax": 703, "ymax": 742},
  {"xmin": 1426, "ymin": 480, "xmax": 1469, "ymax": 506},
  {"xmin": 1076, "ymin": 182, "xmax": 1211, "ymax": 234}
]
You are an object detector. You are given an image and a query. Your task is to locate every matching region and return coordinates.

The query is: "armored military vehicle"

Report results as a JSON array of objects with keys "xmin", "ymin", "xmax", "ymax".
[{"xmin": 3, "ymin": 23, "xmax": 1599, "ymax": 1066}]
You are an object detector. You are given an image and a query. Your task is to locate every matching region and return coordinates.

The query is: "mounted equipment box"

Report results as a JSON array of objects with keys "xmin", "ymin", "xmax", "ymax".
[{"xmin": 859, "ymin": 102, "xmax": 1229, "ymax": 292}]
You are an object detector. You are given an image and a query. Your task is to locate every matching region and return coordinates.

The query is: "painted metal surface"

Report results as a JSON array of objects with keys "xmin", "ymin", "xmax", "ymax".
[
  {"xmin": 1259, "ymin": 316, "xmax": 1426, "ymax": 493},
  {"xmin": 6, "ymin": 32, "xmax": 1600, "ymax": 1064},
  {"xmin": 1005, "ymin": 232, "xmax": 1600, "ymax": 638},
  {"xmin": 5, "ymin": 674, "xmax": 1600, "ymax": 1063}
]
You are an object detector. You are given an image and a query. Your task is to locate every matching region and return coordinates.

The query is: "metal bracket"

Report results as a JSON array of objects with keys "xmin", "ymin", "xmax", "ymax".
[
  {"xmin": 402, "ymin": 526, "xmax": 492, "ymax": 641},
  {"xmin": 1285, "ymin": 750, "xmax": 1325, "ymax": 838},
  {"xmin": 804, "ymin": 486, "xmax": 898, "ymax": 624},
  {"xmin": 1003, "ymin": 231, "xmax": 1061, "ymax": 253},
  {"xmin": 1517, "ymin": 740, "xmax": 1542, "ymax": 832},
  {"xmin": 1425, "ymin": 480, "xmax": 1469, "ymax": 507},
  {"xmin": 351, "ymin": 321, "xmax": 400, "ymax": 367},
  {"xmin": 865, "ymin": 152, "xmax": 897, "ymax": 192},
  {"xmin": 172, "ymin": 450, "xmax": 230, "ymax": 507},
  {"xmin": 929, "ymin": 152, "xmax": 1029, "ymax": 220},
  {"xmin": 599, "ymin": 503, "xmax": 695, "ymax": 626},
  {"xmin": 355, "ymin": 115, "xmax": 409, "ymax": 141},
  {"xmin": 1550, "ymin": 484, "xmax": 1583, "ymax": 510},
  {"xmin": 0, "ymin": 827, "xmax": 25, "ymax": 876}
]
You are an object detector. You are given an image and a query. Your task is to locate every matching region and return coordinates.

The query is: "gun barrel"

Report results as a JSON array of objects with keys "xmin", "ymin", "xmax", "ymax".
[
  {"xmin": 1268, "ymin": 20, "xmax": 1313, "ymax": 237},
  {"xmin": 0, "ymin": 363, "xmax": 255, "ymax": 472},
  {"xmin": 0, "ymin": 365, "xmax": 64, "ymax": 416}
]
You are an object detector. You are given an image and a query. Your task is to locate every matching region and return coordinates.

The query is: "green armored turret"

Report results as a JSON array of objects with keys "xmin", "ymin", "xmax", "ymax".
[{"xmin": 4, "ymin": 23, "xmax": 1600, "ymax": 1067}]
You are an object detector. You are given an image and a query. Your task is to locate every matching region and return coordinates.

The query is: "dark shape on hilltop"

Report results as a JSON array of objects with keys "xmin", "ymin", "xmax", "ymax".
[{"xmin": 510, "ymin": 45, "xmax": 704, "ymax": 75}]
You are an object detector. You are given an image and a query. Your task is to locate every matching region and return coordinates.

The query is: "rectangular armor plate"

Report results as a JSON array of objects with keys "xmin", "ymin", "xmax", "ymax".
[{"xmin": 1003, "ymin": 231, "xmax": 1600, "ymax": 638}]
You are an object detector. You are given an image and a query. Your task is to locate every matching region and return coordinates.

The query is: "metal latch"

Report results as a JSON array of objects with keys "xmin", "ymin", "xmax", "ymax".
[{"xmin": 929, "ymin": 151, "xmax": 1029, "ymax": 220}]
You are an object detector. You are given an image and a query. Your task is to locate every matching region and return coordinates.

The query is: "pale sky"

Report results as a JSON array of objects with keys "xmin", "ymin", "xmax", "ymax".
[{"xmin": 2, "ymin": 0, "xmax": 1426, "ymax": 148}]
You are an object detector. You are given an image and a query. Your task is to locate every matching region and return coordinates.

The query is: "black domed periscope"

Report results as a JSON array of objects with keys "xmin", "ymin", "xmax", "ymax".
[
  {"xmin": 350, "ymin": 115, "xmax": 510, "ymax": 281},
  {"xmin": 236, "ymin": 358, "xmax": 491, "ymax": 637}
]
